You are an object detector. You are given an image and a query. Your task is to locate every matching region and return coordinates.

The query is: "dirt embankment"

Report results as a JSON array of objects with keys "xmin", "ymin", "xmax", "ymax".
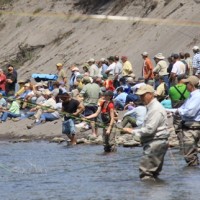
[{"xmin": 0, "ymin": 0, "xmax": 199, "ymax": 78}]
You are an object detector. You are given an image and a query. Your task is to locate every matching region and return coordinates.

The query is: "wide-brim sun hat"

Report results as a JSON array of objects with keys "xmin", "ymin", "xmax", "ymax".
[{"xmin": 154, "ymin": 53, "xmax": 165, "ymax": 59}]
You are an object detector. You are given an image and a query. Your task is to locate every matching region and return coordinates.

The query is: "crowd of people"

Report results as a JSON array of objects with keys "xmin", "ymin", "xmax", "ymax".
[{"xmin": 0, "ymin": 45, "xmax": 200, "ymax": 181}]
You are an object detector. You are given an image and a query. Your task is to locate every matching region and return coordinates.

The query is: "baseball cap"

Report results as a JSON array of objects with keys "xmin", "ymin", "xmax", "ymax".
[
  {"xmin": 56, "ymin": 63, "xmax": 63, "ymax": 67},
  {"xmin": 104, "ymin": 90, "xmax": 114, "ymax": 97},
  {"xmin": 135, "ymin": 85, "xmax": 154, "ymax": 95},
  {"xmin": 182, "ymin": 76, "xmax": 199, "ymax": 86}
]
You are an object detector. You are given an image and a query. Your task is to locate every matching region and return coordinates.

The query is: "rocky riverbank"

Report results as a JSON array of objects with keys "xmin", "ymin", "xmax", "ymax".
[{"xmin": 0, "ymin": 111, "xmax": 179, "ymax": 148}]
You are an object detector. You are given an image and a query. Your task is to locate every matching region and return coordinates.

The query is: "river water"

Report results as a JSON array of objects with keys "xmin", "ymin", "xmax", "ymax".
[{"xmin": 0, "ymin": 141, "xmax": 200, "ymax": 200}]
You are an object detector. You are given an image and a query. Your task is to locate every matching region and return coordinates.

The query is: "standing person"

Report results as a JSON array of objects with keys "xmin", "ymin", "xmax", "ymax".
[
  {"xmin": 123, "ymin": 85, "xmax": 169, "ymax": 180},
  {"xmin": 61, "ymin": 92, "xmax": 84, "ymax": 145},
  {"xmin": 167, "ymin": 56, "xmax": 173, "ymax": 78},
  {"xmin": 192, "ymin": 46, "xmax": 200, "ymax": 75},
  {"xmin": 153, "ymin": 53, "xmax": 169, "ymax": 89},
  {"xmin": 0, "ymin": 69, "xmax": 6, "ymax": 93},
  {"xmin": 174, "ymin": 76, "xmax": 200, "ymax": 166},
  {"xmin": 87, "ymin": 58, "xmax": 99, "ymax": 78},
  {"xmin": 105, "ymin": 56, "xmax": 116, "ymax": 78},
  {"xmin": 80, "ymin": 77, "xmax": 101, "ymax": 137},
  {"xmin": 170, "ymin": 54, "xmax": 186, "ymax": 86},
  {"xmin": 56, "ymin": 63, "xmax": 67, "ymax": 88},
  {"xmin": 121, "ymin": 56, "xmax": 133, "ymax": 77},
  {"xmin": 69, "ymin": 66, "xmax": 80, "ymax": 91},
  {"xmin": 141, "ymin": 52, "xmax": 154, "ymax": 83},
  {"xmin": 113, "ymin": 55, "xmax": 122, "ymax": 88},
  {"xmin": 5, "ymin": 65, "xmax": 17, "ymax": 96},
  {"xmin": 184, "ymin": 53, "xmax": 193, "ymax": 75},
  {"xmin": 85, "ymin": 90, "xmax": 117, "ymax": 152}
]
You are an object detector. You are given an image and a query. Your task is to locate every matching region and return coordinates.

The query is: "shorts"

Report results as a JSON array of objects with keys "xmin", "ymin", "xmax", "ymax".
[
  {"xmin": 62, "ymin": 119, "xmax": 76, "ymax": 135},
  {"xmin": 84, "ymin": 105, "xmax": 98, "ymax": 121}
]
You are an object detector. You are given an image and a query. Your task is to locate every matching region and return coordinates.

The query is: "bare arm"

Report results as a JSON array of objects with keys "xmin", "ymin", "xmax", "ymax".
[{"xmin": 85, "ymin": 106, "xmax": 101, "ymax": 119}]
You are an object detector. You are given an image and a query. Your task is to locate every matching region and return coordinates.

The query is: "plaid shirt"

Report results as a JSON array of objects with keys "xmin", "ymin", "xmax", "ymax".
[{"xmin": 192, "ymin": 52, "xmax": 200, "ymax": 74}]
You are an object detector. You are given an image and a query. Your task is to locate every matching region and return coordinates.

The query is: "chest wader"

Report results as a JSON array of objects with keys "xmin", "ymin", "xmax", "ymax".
[{"xmin": 181, "ymin": 122, "xmax": 200, "ymax": 166}]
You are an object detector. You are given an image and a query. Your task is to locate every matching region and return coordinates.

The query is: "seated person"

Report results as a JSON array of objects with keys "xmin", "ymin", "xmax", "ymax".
[
  {"xmin": 0, "ymin": 98, "xmax": 21, "ymax": 122},
  {"xmin": 120, "ymin": 101, "xmax": 147, "ymax": 132},
  {"xmin": 0, "ymin": 93, "xmax": 6, "ymax": 108},
  {"xmin": 26, "ymin": 89, "xmax": 60, "ymax": 129},
  {"xmin": 113, "ymin": 87, "xmax": 127, "ymax": 110},
  {"xmin": 0, "ymin": 87, "xmax": 6, "ymax": 96},
  {"xmin": 155, "ymin": 76, "xmax": 168, "ymax": 101}
]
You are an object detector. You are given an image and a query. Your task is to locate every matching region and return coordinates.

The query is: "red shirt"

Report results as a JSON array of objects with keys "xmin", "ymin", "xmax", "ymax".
[
  {"xmin": 0, "ymin": 73, "xmax": 6, "ymax": 91},
  {"xmin": 104, "ymin": 79, "xmax": 115, "ymax": 91},
  {"xmin": 101, "ymin": 101, "xmax": 114, "ymax": 113}
]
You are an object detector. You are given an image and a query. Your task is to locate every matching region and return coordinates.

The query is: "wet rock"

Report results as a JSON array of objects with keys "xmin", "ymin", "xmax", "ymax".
[
  {"xmin": 77, "ymin": 138, "xmax": 88, "ymax": 144},
  {"xmin": 123, "ymin": 140, "xmax": 140, "ymax": 147},
  {"xmin": 11, "ymin": 138, "xmax": 31, "ymax": 143},
  {"xmin": 51, "ymin": 137, "xmax": 66, "ymax": 143}
]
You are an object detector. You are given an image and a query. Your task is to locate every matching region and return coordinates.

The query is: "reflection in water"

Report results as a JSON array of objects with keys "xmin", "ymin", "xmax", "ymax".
[{"xmin": 0, "ymin": 142, "xmax": 200, "ymax": 200}]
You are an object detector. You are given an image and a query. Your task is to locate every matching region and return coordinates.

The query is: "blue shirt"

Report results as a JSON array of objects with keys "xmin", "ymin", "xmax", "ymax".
[
  {"xmin": 101, "ymin": 64, "xmax": 108, "ymax": 74},
  {"xmin": 114, "ymin": 92, "xmax": 128, "ymax": 105},
  {"xmin": 124, "ymin": 106, "xmax": 147, "ymax": 126},
  {"xmin": 178, "ymin": 89, "xmax": 200, "ymax": 121}
]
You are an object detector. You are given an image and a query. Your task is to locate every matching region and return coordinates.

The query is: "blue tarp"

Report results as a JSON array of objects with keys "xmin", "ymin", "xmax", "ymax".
[{"xmin": 32, "ymin": 74, "xmax": 58, "ymax": 82}]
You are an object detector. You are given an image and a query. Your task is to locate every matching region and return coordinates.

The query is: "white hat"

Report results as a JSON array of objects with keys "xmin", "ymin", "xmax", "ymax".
[
  {"xmin": 141, "ymin": 52, "xmax": 148, "ymax": 56},
  {"xmin": 24, "ymin": 83, "xmax": 30, "ymax": 87},
  {"xmin": 154, "ymin": 53, "xmax": 165, "ymax": 60},
  {"xmin": 192, "ymin": 46, "xmax": 199, "ymax": 50},
  {"xmin": 87, "ymin": 58, "xmax": 95, "ymax": 63},
  {"xmin": 100, "ymin": 58, "xmax": 105, "ymax": 62}
]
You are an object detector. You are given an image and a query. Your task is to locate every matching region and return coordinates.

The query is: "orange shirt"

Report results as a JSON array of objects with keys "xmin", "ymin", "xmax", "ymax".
[
  {"xmin": 103, "ymin": 79, "xmax": 115, "ymax": 91},
  {"xmin": 143, "ymin": 57, "xmax": 154, "ymax": 79}
]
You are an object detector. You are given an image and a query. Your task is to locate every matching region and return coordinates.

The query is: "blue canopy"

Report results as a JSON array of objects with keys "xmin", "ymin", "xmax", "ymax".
[{"xmin": 32, "ymin": 73, "xmax": 58, "ymax": 82}]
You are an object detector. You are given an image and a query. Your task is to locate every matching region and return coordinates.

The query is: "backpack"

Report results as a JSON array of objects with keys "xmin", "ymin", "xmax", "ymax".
[{"xmin": 100, "ymin": 101, "xmax": 118, "ymax": 124}]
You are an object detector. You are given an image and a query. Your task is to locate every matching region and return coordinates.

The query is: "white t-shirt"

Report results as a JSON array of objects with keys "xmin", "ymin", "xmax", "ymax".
[
  {"xmin": 106, "ymin": 62, "xmax": 116, "ymax": 75},
  {"xmin": 171, "ymin": 61, "xmax": 186, "ymax": 75}
]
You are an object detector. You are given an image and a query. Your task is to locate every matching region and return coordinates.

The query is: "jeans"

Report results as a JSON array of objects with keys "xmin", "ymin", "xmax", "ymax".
[
  {"xmin": 20, "ymin": 111, "xmax": 35, "ymax": 120},
  {"xmin": 1, "ymin": 112, "xmax": 21, "ymax": 122},
  {"xmin": 114, "ymin": 100, "xmax": 125, "ymax": 110},
  {"xmin": 155, "ymin": 75, "xmax": 169, "ymax": 91},
  {"xmin": 62, "ymin": 119, "xmax": 76, "ymax": 135},
  {"xmin": 40, "ymin": 113, "xmax": 58, "ymax": 122}
]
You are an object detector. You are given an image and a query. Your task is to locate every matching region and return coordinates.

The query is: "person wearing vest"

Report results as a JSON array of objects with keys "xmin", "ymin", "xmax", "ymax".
[
  {"xmin": 174, "ymin": 76, "xmax": 200, "ymax": 166},
  {"xmin": 85, "ymin": 90, "xmax": 117, "ymax": 152}
]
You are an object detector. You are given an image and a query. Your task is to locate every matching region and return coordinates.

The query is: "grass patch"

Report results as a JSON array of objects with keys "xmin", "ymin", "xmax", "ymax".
[
  {"xmin": 33, "ymin": 7, "xmax": 43, "ymax": 15},
  {"xmin": 0, "ymin": 0, "xmax": 13, "ymax": 5},
  {"xmin": 8, "ymin": 44, "xmax": 45, "ymax": 70},
  {"xmin": 16, "ymin": 21, "xmax": 22, "ymax": 28},
  {"xmin": 0, "ymin": 21, "xmax": 6, "ymax": 30},
  {"xmin": 52, "ymin": 30, "xmax": 74, "ymax": 45}
]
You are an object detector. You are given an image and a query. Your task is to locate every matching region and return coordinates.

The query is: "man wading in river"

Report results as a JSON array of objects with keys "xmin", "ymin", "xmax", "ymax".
[
  {"xmin": 61, "ymin": 92, "xmax": 84, "ymax": 145},
  {"xmin": 123, "ymin": 85, "xmax": 169, "ymax": 181}
]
